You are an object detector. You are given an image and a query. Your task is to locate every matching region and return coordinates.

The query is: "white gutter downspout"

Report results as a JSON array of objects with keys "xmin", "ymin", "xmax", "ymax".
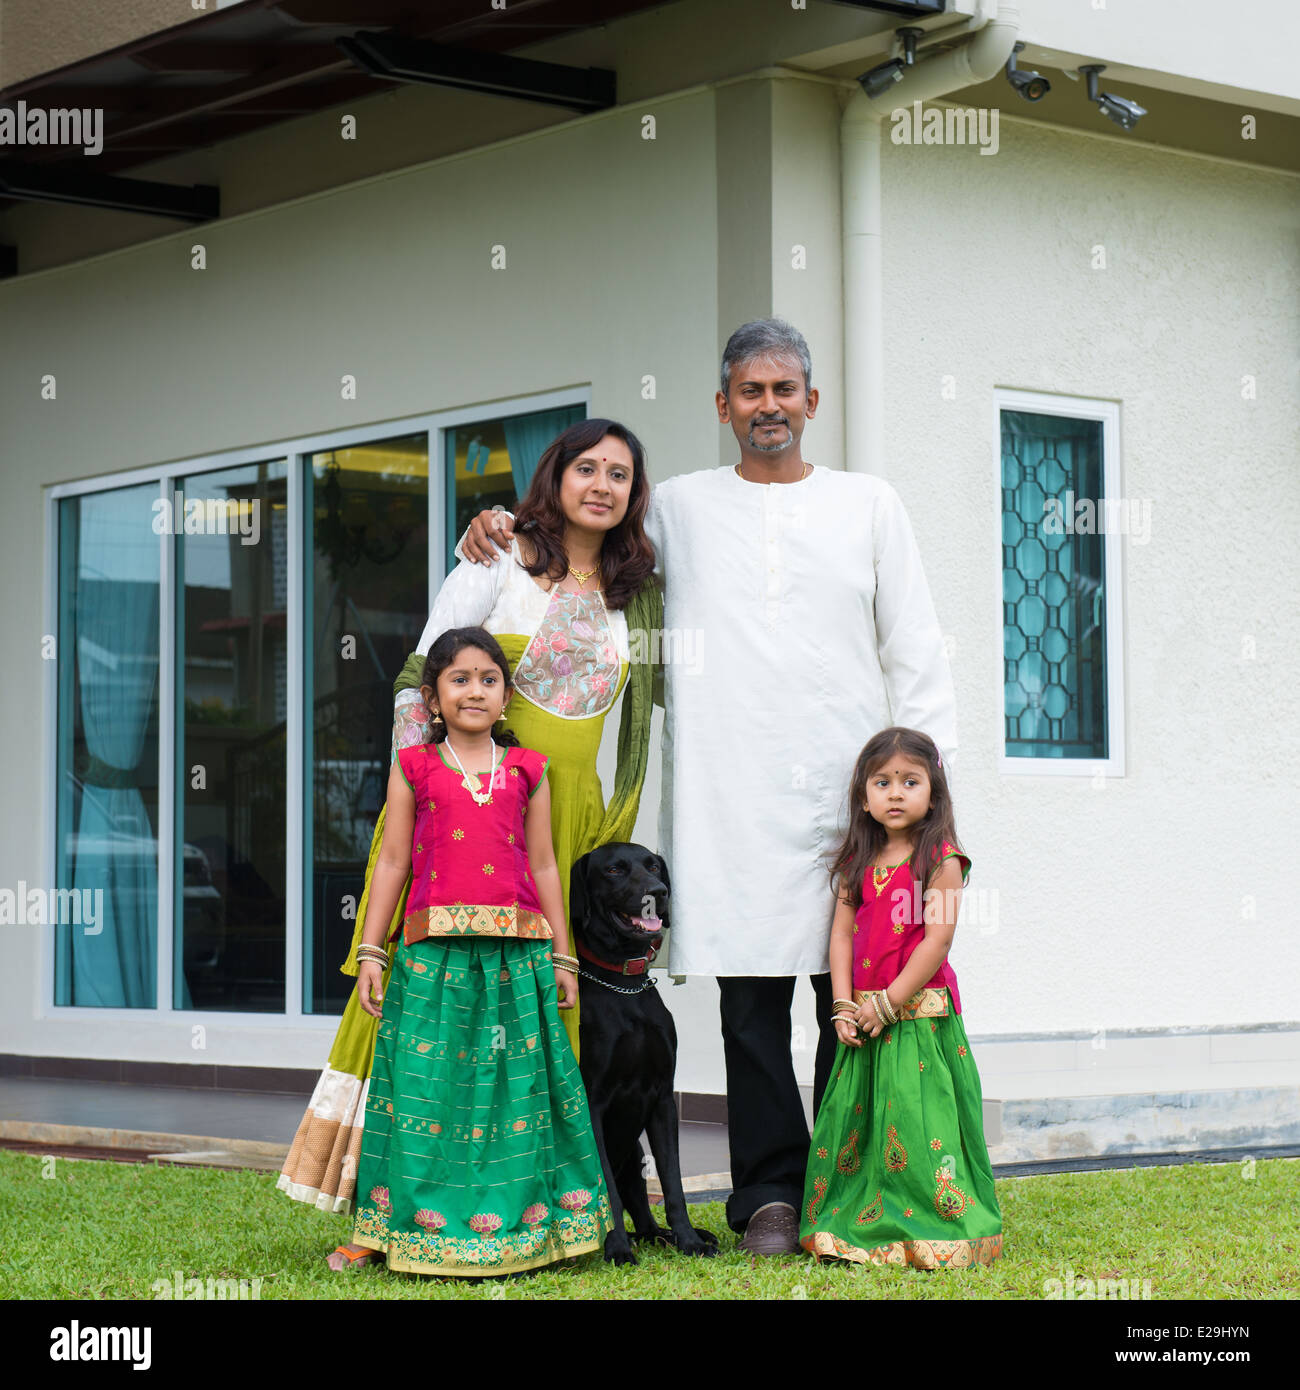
[{"xmin": 841, "ymin": 0, "xmax": 1021, "ymax": 474}]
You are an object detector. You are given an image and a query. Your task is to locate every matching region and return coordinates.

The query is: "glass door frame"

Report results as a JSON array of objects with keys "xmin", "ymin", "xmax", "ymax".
[{"xmin": 41, "ymin": 384, "xmax": 588, "ymax": 1030}]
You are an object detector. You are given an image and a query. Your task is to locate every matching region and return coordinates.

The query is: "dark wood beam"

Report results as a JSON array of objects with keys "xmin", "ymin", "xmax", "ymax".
[
  {"xmin": 0, "ymin": 162, "xmax": 218, "ymax": 220},
  {"xmin": 337, "ymin": 31, "xmax": 615, "ymax": 112},
  {"xmin": 272, "ymin": 0, "xmax": 449, "ymax": 25},
  {"xmin": 131, "ymin": 42, "xmax": 340, "ymax": 75}
]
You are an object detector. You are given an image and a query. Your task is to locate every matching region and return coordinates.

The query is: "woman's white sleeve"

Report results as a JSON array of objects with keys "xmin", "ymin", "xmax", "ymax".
[{"xmin": 414, "ymin": 550, "xmax": 509, "ymax": 655}]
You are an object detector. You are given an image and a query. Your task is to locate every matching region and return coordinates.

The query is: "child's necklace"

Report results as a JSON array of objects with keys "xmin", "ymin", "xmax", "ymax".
[
  {"xmin": 871, "ymin": 852, "xmax": 912, "ymax": 893},
  {"xmin": 443, "ymin": 737, "xmax": 500, "ymax": 806}
]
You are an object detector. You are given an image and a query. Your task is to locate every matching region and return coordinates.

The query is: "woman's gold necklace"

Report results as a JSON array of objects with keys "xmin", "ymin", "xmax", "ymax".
[{"xmin": 567, "ymin": 562, "xmax": 600, "ymax": 589}]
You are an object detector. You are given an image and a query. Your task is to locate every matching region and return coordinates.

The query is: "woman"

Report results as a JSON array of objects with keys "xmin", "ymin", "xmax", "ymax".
[{"xmin": 277, "ymin": 419, "xmax": 660, "ymax": 1265}]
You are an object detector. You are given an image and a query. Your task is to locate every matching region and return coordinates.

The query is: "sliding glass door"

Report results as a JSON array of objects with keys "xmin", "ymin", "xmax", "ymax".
[{"xmin": 50, "ymin": 393, "xmax": 584, "ymax": 1019}]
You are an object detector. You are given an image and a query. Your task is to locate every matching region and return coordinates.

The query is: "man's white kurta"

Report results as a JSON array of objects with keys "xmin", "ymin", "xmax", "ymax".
[{"xmin": 644, "ymin": 466, "xmax": 957, "ymax": 978}]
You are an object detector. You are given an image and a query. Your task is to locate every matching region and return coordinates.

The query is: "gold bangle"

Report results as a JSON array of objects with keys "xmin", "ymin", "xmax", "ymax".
[
  {"xmin": 878, "ymin": 990, "xmax": 898, "ymax": 1024},
  {"xmin": 831, "ymin": 1011, "xmax": 858, "ymax": 1025},
  {"xmin": 832, "ymin": 998, "xmax": 856, "ymax": 1012}
]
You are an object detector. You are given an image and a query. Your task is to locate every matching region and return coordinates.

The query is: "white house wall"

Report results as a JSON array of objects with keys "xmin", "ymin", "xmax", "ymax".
[{"xmin": 876, "ymin": 108, "xmax": 1300, "ymax": 1037}]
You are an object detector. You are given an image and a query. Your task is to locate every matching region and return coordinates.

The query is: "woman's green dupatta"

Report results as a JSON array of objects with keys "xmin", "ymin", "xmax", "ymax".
[{"xmin": 339, "ymin": 576, "xmax": 663, "ymax": 976}]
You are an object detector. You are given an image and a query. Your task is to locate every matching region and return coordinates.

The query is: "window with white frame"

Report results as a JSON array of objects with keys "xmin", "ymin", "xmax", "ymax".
[
  {"xmin": 48, "ymin": 392, "xmax": 586, "ymax": 1018},
  {"xmin": 995, "ymin": 390, "xmax": 1124, "ymax": 775}
]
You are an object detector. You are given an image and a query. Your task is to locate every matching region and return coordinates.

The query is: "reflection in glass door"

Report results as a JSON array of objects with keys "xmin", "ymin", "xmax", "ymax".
[
  {"xmin": 175, "ymin": 461, "xmax": 288, "ymax": 1011},
  {"xmin": 306, "ymin": 435, "xmax": 428, "ymax": 1013}
]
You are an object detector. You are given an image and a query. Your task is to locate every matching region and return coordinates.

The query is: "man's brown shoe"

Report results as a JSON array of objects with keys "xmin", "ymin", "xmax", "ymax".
[{"xmin": 738, "ymin": 1201, "xmax": 800, "ymax": 1256}]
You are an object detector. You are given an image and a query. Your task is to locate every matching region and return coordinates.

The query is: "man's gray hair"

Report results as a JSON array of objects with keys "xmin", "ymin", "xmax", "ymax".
[{"xmin": 719, "ymin": 318, "xmax": 813, "ymax": 395}]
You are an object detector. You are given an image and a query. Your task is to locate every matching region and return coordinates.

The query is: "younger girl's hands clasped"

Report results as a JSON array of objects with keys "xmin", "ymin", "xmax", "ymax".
[{"xmin": 834, "ymin": 998, "xmax": 885, "ymax": 1048}]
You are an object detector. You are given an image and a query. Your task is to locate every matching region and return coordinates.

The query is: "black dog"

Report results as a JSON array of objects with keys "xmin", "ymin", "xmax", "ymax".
[{"xmin": 569, "ymin": 843, "xmax": 718, "ymax": 1265}]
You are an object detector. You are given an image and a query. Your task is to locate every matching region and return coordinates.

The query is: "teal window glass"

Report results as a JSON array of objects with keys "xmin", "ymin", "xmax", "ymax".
[
  {"xmin": 55, "ymin": 485, "xmax": 161, "ymax": 1007},
  {"xmin": 1000, "ymin": 410, "xmax": 1108, "ymax": 760}
]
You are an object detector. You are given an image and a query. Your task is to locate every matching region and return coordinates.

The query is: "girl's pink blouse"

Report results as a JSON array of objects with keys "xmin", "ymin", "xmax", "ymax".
[
  {"xmin": 394, "ymin": 743, "xmax": 552, "ymax": 944},
  {"xmin": 851, "ymin": 841, "xmax": 971, "ymax": 1013}
]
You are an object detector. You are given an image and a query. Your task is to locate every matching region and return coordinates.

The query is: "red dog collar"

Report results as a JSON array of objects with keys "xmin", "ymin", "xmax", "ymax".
[{"xmin": 577, "ymin": 939, "xmax": 660, "ymax": 976}]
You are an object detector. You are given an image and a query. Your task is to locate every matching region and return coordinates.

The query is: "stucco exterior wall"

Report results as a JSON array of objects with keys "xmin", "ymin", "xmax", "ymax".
[{"xmin": 877, "ymin": 109, "xmax": 1300, "ymax": 1036}]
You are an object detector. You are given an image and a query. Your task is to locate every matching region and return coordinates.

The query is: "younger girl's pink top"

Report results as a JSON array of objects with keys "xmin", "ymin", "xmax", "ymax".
[
  {"xmin": 395, "ymin": 742, "xmax": 552, "ymax": 945},
  {"xmin": 851, "ymin": 841, "xmax": 971, "ymax": 1013}
]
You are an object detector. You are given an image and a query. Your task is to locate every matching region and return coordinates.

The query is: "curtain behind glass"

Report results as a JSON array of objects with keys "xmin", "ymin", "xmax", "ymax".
[
  {"xmin": 55, "ymin": 487, "xmax": 160, "ymax": 1007},
  {"xmin": 503, "ymin": 407, "xmax": 580, "ymax": 494}
]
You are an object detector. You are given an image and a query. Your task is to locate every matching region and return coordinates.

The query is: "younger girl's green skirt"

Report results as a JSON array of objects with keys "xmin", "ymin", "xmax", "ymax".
[
  {"xmin": 351, "ymin": 937, "xmax": 613, "ymax": 1276},
  {"xmin": 799, "ymin": 991, "xmax": 1003, "ymax": 1271}
]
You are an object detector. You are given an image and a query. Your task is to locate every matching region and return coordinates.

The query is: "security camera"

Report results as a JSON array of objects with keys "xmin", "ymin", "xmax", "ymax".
[
  {"xmin": 1097, "ymin": 92, "xmax": 1146, "ymax": 129},
  {"xmin": 1079, "ymin": 64, "xmax": 1146, "ymax": 131},
  {"xmin": 857, "ymin": 58, "xmax": 905, "ymax": 99},
  {"xmin": 1005, "ymin": 43, "xmax": 1050, "ymax": 102},
  {"xmin": 857, "ymin": 26, "xmax": 923, "ymax": 102}
]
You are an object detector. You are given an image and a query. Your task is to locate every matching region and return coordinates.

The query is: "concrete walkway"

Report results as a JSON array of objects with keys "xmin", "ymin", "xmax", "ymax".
[
  {"xmin": 4, "ymin": 1076, "xmax": 1295, "ymax": 1189},
  {"xmin": 0, "ymin": 1075, "xmax": 733, "ymax": 1190}
]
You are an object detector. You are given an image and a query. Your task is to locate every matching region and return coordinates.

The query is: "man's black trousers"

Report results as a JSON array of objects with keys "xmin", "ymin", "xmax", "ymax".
[{"xmin": 717, "ymin": 972, "xmax": 837, "ymax": 1233}]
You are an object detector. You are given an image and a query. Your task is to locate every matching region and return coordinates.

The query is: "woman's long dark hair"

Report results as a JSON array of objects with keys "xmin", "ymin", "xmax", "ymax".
[
  {"xmin": 513, "ymin": 417, "xmax": 655, "ymax": 609},
  {"xmin": 419, "ymin": 627, "xmax": 521, "ymax": 747},
  {"xmin": 828, "ymin": 727, "xmax": 963, "ymax": 912}
]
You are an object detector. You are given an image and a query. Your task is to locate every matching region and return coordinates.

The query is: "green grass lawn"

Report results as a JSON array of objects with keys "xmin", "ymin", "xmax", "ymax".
[{"xmin": 3, "ymin": 1151, "xmax": 1295, "ymax": 1300}]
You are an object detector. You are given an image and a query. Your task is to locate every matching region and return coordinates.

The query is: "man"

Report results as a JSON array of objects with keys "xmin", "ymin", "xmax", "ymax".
[{"xmin": 461, "ymin": 319, "xmax": 957, "ymax": 1254}]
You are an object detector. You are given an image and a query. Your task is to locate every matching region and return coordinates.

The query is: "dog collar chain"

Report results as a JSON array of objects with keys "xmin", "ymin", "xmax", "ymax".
[{"xmin": 575, "ymin": 965, "xmax": 658, "ymax": 995}]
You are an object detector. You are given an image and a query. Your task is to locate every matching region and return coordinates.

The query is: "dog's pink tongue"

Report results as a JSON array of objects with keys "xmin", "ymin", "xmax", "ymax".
[{"xmin": 634, "ymin": 915, "xmax": 662, "ymax": 933}]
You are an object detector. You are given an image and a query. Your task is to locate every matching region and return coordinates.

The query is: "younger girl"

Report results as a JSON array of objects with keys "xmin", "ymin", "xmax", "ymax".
[
  {"xmin": 347, "ymin": 626, "xmax": 612, "ymax": 1275},
  {"xmin": 800, "ymin": 726, "xmax": 1002, "ymax": 1270}
]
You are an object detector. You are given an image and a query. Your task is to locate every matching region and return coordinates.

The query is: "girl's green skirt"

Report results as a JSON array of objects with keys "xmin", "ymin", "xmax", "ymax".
[
  {"xmin": 799, "ymin": 991, "xmax": 1003, "ymax": 1270},
  {"xmin": 351, "ymin": 936, "xmax": 613, "ymax": 1276}
]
